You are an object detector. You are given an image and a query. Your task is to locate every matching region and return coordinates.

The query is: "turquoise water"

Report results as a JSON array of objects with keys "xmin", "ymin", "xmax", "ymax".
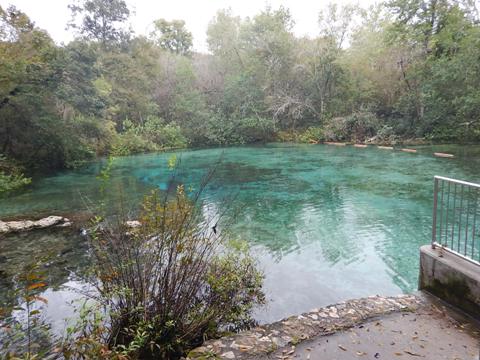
[{"xmin": 1, "ymin": 143, "xmax": 480, "ymax": 324}]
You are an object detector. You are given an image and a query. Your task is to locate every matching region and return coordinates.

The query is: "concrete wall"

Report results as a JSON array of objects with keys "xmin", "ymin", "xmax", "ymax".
[{"xmin": 419, "ymin": 245, "xmax": 480, "ymax": 318}]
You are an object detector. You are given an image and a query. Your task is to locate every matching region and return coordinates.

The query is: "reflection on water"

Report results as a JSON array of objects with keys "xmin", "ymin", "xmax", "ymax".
[{"xmin": 1, "ymin": 143, "xmax": 480, "ymax": 324}]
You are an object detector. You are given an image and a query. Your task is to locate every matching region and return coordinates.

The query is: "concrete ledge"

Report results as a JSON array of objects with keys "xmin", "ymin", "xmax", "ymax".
[{"xmin": 419, "ymin": 245, "xmax": 480, "ymax": 318}]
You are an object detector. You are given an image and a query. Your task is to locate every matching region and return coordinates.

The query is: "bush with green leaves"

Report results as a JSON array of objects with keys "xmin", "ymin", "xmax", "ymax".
[
  {"xmin": 0, "ymin": 172, "xmax": 31, "ymax": 195},
  {"xmin": 141, "ymin": 117, "xmax": 188, "ymax": 149},
  {"xmin": 110, "ymin": 118, "xmax": 188, "ymax": 156},
  {"xmin": 236, "ymin": 117, "xmax": 275, "ymax": 143},
  {"xmin": 62, "ymin": 116, "xmax": 118, "ymax": 168},
  {"xmin": 323, "ymin": 111, "xmax": 381, "ymax": 142},
  {"xmin": 297, "ymin": 127, "xmax": 325, "ymax": 143},
  {"xmin": 0, "ymin": 155, "xmax": 31, "ymax": 195},
  {"xmin": 372, "ymin": 125, "xmax": 399, "ymax": 145},
  {"xmin": 69, "ymin": 175, "xmax": 264, "ymax": 359},
  {"xmin": 191, "ymin": 116, "xmax": 275, "ymax": 146}
]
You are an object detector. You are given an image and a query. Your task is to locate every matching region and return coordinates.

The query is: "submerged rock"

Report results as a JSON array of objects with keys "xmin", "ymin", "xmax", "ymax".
[{"xmin": 0, "ymin": 216, "xmax": 71, "ymax": 235}]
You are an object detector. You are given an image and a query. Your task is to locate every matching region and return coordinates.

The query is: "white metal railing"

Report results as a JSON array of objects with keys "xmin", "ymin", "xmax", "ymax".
[{"xmin": 432, "ymin": 176, "xmax": 480, "ymax": 266}]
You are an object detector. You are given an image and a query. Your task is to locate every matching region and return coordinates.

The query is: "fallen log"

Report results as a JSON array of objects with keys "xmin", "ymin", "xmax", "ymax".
[
  {"xmin": 434, "ymin": 152, "xmax": 455, "ymax": 158},
  {"xmin": 325, "ymin": 142, "xmax": 347, "ymax": 146}
]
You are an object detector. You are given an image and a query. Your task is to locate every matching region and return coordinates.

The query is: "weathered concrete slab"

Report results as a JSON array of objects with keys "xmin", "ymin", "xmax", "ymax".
[
  {"xmin": 187, "ymin": 295, "xmax": 421, "ymax": 359},
  {"xmin": 419, "ymin": 244, "xmax": 480, "ymax": 318}
]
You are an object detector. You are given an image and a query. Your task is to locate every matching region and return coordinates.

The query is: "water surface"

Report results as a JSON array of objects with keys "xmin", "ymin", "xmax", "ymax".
[{"xmin": 1, "ymin": 143, "xmax": 480, "ymax": 325}]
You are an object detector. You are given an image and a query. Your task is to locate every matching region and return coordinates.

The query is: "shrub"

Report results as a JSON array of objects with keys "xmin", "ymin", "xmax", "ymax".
[
  {"xmin": 142, "ymin": 117, "xmax": 188, "ymax": 149},
  {"xmin": 112, "ymin": 117, "xmax": 188, "ymax": 154},
  {"xmin": 297, "ymin": 127, "xmax": 325, "ymax": 143},
  {"xmin": 236, "ymin": 117, "xmax": 275, "ymax": 143},
  {"xmin": 275, "ymin": 130, "xmax": 299, "ymax": 142},
  {"xmin": 323, "ymin": 111, "xmax": 381, "ymax": 142},
  {"xmin": 372, "ymin": 125, "xmax": 399, "ymax": 145},
  {"xmin": 157, "ymin": 123, "xmax": 188, "ymax": 149},
  {"xmin": 111, "ymin": 132, "xmax": 157, "ymax": 156},
  {"xmin": 0, "ymin": 172, "xmax": 31, "ymax": 194},
  {"xmin": 0, "ymin": 155, "xmax": 31, "ymax": 194},
  {"xmin": 76, "ymin": 177, "xmax": 264, "ymax": 359}
]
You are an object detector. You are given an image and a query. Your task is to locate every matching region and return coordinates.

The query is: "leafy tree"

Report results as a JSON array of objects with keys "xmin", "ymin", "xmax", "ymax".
[
  {"xmin": 0, "ymin": 5, "xmax": 65, "ymax": 168},
  {"xmin": 207, "ymin": 9, "xmax": 243, "ymax": 71},
  {"xmin": 150, "ymin": 19, "xmax": 193, "ymax": 56},
  {"xmin": 56, "ymin": 40, "xmax": 104, "ymax": 117},
  {"xmin": 68, "ymin": 0, "xmax": 131, "ymax": 46}
]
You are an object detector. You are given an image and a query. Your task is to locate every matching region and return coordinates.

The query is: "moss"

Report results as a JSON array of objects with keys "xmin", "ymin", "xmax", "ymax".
[
  {"xmin": 425, "ymin": 277, "xmax": 480, "ymax": 318},
  {"xmin": 266, "ymin": 342, "xmax": 278, "ymax": 353},
  {"xmin": 290, "ymin": 336, "xmax": 301, "ymax": 346},
  {"xmin": 186, "ymin": 349, "xmax": 219, "ymax": 359}
]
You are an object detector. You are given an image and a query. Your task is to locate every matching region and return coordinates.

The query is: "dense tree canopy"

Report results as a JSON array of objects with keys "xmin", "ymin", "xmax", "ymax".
[{"xmin": 1, "ymin": 0, "xmax": 480, "ymax": 190}]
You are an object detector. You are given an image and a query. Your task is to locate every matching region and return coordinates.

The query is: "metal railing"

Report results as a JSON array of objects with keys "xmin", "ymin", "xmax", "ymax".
[{"xmin": 432, "ymin": 176, "xmax": 480, "ymax": 266}]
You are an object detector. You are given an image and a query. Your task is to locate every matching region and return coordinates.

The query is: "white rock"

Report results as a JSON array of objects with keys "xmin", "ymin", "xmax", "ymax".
[
  {"xmin": 35, "ymin": 216, "xmax": 64, "ymax": 228},
  {"xmin": 328, "ymin": 307, "xmax": 339, "ymax": 318},
  {"xmin": 57, "ymin": 221, "xmax": 72, "ymax": 228},
  {"xmin": 126, "ymin": 220, "xmax": 141, "ymax": 228},
  {"xmin": 7, "ymin": 220, "xmax": 35, "ymax": 231},
  {"xmin": 0, "ymin": 216, "xmax": 70, "ymax": 234},
  {"xmin": 0, "ymin": 221, "xmax": 9, "ymax": 234},
  {"xmin": 220, "ymin": 351, "xmax": 235, "ymax": 359}
]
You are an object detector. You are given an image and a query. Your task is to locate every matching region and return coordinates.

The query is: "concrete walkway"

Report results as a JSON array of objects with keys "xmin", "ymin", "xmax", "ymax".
[
  {"xmin": 188, "ymin": 293, "xmax": 479, "ymax": 360},
  {"xmin": 262, "ymin": 297, "xmax": 479, "ymax": 360}
]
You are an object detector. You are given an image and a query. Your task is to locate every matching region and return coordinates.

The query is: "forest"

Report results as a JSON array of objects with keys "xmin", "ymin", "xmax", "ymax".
[{"xmin": 1, "ymin": 0, "xmax": 480, "ymax": 192}]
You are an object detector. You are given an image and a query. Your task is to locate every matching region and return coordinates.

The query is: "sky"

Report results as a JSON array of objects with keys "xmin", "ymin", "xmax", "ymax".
[{"xmin": 0, "ymin": 0, "xmax": 375, "ymax": 52}]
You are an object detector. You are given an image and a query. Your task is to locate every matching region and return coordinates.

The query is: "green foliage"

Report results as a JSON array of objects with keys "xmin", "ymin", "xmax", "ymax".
[
  {"xmin": 374, "ymin": 125, "xmax": 400, "ymax": 144},
  {"xmin": 2, "ymin": 0, "xmax": 480, "ymax": 188},
  {"xmin": 111, "ymin": 132, "xmax": 157, "ymax": 157},
  {"xmin": 323, "ymin": 112, "xmax": 381, "ymax": 142},
  {"xmin": 61, "ymin": 302, "xmax": 128, "ymax": 360},
  {"xmin": 150, "ymin": 19, "xmax": 193, "ymax": 56},
  {"xmin": 0, "ymin": 155, "xmax": 31, "ymax": 194},
  {"xmin": 141, "ymin": 117, "xmax": 188, "ymax": 149},
  {"xmin": 0, "ymin": 257, "xmax": 52, "ymax": 359},
  {"xmin": 0, "ymin": 172, "xmax": 31, "ymax": 194},
  {"xmin": 297, "ymin": 127, "xmax": 325, "ymax": 143},
  {"xmin": 196, "ymin": 116, "xmax": 275, "ymax": 146},
  {"xmin": 68, "ymin": 0, "xmax": 131, "ymax": 45},
  {"xmin": 80, "ymin": 180, "xmax": 264, "ymax": 358},
  {"xmin": 110, "ymin": 117, "xmax": 187, "ymax": 156}
]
